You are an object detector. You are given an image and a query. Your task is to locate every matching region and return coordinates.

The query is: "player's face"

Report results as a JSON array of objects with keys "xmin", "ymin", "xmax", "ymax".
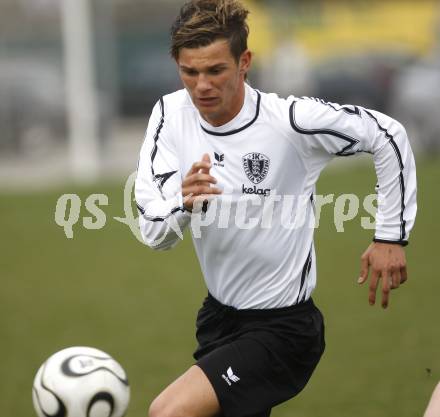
[{"xmin": 177, "ymin": 39, "xmax": 252, "ymax": 127}]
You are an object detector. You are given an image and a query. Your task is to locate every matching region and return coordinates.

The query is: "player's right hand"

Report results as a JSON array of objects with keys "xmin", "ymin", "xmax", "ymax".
[{"xmin": 182, "ymin": 153, "xmax": 222, "ymax": 211}]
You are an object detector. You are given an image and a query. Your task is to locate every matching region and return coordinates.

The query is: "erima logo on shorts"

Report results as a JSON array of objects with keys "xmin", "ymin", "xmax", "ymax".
[{"xmin": 222, "ymin": 367, "xmax": 240, "ymax": 386}]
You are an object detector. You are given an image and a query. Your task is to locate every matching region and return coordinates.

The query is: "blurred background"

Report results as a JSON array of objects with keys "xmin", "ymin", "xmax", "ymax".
[
  {"xmin": 1, "ymin": 0, "xmax": 439, "ymax": 186},
  {"xmin": 1, "ymin": 1, "xmax": 439, "ymax": 417}
]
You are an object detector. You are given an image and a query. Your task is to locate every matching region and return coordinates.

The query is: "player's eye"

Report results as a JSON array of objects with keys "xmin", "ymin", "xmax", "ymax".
[
  {"xmin": 182, "ymin": 68, "xmax": 198, "ymax": 76},
  {"xmin": 209, "ymin": 67, "xmax": 225, "ymax": 75}
]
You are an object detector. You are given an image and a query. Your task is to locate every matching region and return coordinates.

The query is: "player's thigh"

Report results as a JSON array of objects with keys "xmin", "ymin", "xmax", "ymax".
[{"xmin": 149, "ymin": 365, "xmax": 221, "ymax": 417}]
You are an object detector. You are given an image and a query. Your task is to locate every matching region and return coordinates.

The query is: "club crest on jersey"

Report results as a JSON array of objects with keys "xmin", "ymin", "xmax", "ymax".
[{"xmin": 242, "ymin": 152, "xmax": 270, "ymax": 184}]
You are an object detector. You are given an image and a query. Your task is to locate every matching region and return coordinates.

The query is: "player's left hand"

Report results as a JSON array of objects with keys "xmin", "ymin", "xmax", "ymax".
[{"xmin": 357, "ymin": 242, "xmax": 407, "ymax": 308}]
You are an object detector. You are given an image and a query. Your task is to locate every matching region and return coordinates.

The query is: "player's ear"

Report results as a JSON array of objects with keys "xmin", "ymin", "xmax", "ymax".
[{"xmin": 239, "ymin": 50, "xmax": 252, "ymax": 75}]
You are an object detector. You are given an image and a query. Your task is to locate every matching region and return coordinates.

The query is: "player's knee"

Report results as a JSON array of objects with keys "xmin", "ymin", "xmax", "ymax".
[
  {"xmin": 148, "ymin": 397, "xmax": 167, "ymax": 417},
  {"xmin": 148, "ymin": 396, "xmax": 184, "ymax": 417},
  {"xmin": 149, "ymin": 397, "xmax": 163, "ymax": 417}
]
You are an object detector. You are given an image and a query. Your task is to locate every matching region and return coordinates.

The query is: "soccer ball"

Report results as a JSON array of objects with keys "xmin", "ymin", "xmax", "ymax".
[{"xmin": 32, "ymin": 346, "xmax": 130, "ymax": 417}]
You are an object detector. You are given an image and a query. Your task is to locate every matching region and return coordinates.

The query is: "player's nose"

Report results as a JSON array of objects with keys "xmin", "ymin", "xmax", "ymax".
[{"xmin": 195, "ymin": 73, "xmax": 213, "ymax": 93}]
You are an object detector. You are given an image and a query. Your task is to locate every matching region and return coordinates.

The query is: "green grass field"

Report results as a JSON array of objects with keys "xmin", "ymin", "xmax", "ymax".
[{"xmin": 1, "ymin": 156, "xmax": 439, "ymax": 417}]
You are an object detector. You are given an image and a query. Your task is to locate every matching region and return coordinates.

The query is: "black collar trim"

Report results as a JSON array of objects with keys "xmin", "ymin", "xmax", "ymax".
[{"xmin": 200, "ymin": 90, "xmax": 261, "ymax": 136}]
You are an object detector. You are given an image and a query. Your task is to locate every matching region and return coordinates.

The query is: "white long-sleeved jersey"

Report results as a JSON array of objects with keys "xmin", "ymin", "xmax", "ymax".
[{"xmin": 135, "ymin": 83, "xmax": 417, "ymax": 309}]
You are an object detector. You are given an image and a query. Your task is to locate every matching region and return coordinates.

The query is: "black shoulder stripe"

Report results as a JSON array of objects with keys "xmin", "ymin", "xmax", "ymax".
[
  {"xmin": 301, "ymin": 97, "xmax": 361, "ymax": 116},
  {"xmin": 201, "ymin": 90, "xmax": 261, "ymax": 136},
  {"xmin": 289, "ymin": 100, "xmax": 360, "ymax": 156},
  {"xmin": 364, "ymin": 110, "xmax": 403, "ymax": 169},
  {"xmin": 364, "ymin": 110, "xmax": 406, "ymax": 240},
  {"xmin": 320, "ymin": 99, "xmax": 361, "ymax": 116}
]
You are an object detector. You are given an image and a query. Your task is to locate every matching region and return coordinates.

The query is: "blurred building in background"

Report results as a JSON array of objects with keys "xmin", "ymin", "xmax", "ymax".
[{"xmin": 0, "ymin": 0, "xmax": 439, "ymax": 187}]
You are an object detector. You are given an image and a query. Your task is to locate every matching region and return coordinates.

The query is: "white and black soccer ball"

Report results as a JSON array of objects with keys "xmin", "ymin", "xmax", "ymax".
[{"xmin": 32, "ymin": 346, "xmax": 130, "ymax": 417}]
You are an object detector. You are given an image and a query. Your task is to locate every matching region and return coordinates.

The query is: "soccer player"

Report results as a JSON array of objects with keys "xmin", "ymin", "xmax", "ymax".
[{"xmin": 135, "ymin": 1, "xmax": 417, "ymax": 416}]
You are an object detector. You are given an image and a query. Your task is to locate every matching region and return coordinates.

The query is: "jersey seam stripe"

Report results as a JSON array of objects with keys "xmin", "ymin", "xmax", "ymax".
[
  {"xmin": 303, "ymin": 251, "xmax": 313, "ymax": 303},
  {"xmin": 136, "ymin": 201, "xmax": 185, "ymax": 221},
  {"xmin": 289, "ymin": 100, "xmax": 360, "ymax": 156},
  {"xmin": 310, "ymin": 193, "xmax": 316, "ymax": 215},
  {"xmin": 136, "ymin": 202, "xmax": 145, "ymax": 215},
  {"xmin": 150, "ymin": 97, "xmax": 166, "ymax": 198},
  {"xmin": 363, "ymin": 110, "xmax": 406, "ymax": 241},
  {"xmin": 141, "ymin": 206, "xmax": 185, "ymax": 222},
  {"xmin": 200, "ymin": 90, "xmax": 261, "ymax": 136},
  {"xmin": 137, "ymin": 98, "xmax": 185, "ymax": 221},
  {"xmin": 296, "ymin": 245, "xmax": 312, "ymax": 304}
]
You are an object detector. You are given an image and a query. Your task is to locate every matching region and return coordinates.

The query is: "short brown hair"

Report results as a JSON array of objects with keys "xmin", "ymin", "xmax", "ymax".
[{"xmin": 170, "ymin": 0, "xmax": 250, "ymax": 63}]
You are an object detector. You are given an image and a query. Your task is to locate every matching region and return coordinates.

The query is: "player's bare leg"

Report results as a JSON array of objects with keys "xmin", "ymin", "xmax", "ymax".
[
  {"xmin": 424, "ymin": 382, "xmax": 440, "ymax": 417},
  {"xmin": 148, "ymin": 365, "xmax": 221, "ymax": 417}
]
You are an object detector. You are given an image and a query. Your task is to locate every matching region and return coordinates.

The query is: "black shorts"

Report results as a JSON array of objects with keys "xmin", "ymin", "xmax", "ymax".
[{"xmin": 193, "ymin": 294, "xmax": 325, "ymax": 417}]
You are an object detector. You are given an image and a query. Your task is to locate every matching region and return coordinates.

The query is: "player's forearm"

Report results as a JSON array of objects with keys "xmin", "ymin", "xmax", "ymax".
[
  {"xmin": 371, "ymin": 112, "xmax": 417, "ymax": 244},
  {"xmin": 137, "ymin": 195, "xmax": 191, "ymax": 250}
]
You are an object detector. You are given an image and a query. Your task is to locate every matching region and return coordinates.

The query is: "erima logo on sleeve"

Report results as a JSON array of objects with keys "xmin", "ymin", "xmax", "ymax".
[{"xmin": 222, "ymin": 367, "xmax": 240, "ymax": 386}]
